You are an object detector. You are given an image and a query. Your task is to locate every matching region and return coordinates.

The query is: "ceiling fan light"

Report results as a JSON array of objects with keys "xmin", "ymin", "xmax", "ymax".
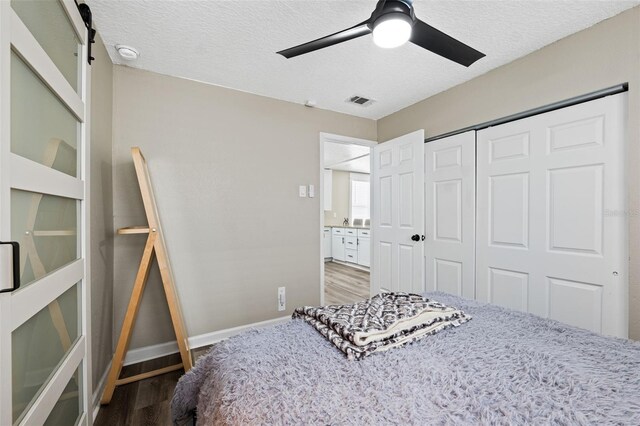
[{"xmin": 372, "ymin": 14, "xmax": 412, "ymax": 49}]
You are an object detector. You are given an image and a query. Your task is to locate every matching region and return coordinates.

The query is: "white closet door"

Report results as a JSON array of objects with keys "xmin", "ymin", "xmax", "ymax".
[
  {"xmin": 424, "ymin": 131, "xmax": 476, "ymax": 298},
  {"xmin": 372, "ymin": 130, "xmax": 425, "ymax": 294},
  {"xmin": 476, "ymin": 93, "xmax": 627, "ymax": 338}
]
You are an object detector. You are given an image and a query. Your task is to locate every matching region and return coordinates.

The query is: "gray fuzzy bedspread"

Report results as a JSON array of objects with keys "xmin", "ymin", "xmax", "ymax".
[{"xmin": 172, "ymin": 292, "xmax": 640, "ymax": 425}]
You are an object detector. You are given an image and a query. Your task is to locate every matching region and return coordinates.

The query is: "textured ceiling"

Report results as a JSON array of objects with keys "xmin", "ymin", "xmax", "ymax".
[
  {"xmin": 330, "ymin": 155, "xmax": 370, "ymax": 174},
  {"xmin": 324, "ymin": 141, "xmax": 371, "ymax": 173},
  {"xmin": 324, "ymin": 141, "xmax": 369, "ymax": 167},
  {"xmin": 88, "ymin": 0, "xmax": 639, "ymax": 120}
]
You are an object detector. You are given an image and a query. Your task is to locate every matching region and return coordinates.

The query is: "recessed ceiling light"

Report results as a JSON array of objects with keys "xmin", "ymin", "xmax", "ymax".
[{"xmin": 115, "ymin": 45, "xmax": 139, "ymax": 61}]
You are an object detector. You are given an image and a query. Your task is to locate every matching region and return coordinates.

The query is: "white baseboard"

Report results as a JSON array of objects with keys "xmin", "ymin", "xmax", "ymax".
[
  {"xmin": 330, "ymin": 259, "xmax": 370, "ymax": 272},
  {"xmin": 124, "ymin": 340, "xmax": 180, "ymax": 366},
  {"xmin": 92, "ymin": 362, "xmax": 111, "ymax": 422},
  {"xmin": 187, "ymin": 316, "xmax": 291, "ymax": 349},
  {"xmin": 123, "ymin": 315, "xmax": 291, "ymax": 366}
]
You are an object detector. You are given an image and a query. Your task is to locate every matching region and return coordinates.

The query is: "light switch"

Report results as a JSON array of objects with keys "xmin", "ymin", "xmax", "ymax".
[
  {"xmin": 299, "ymin": 185, "xmax": 307, "ymax": 197},
  {"xmin": 308, "ymin": 185, "xmax": 315, "ymax": 198}
]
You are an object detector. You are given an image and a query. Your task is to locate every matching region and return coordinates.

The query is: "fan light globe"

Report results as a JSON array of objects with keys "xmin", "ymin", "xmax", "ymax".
[{"xmin": 373, "ymin": 17, "xmax": 412, "ymax": 48}]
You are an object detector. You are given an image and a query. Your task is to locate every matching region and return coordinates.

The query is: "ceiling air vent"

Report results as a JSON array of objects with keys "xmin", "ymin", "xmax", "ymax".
[{"xmin": 346, "ymin": 95, "xmax": 375, "ymax": 107}]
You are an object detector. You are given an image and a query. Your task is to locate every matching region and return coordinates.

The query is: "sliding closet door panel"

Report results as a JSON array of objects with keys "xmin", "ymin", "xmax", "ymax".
[
  {"xmin": 489, "ymin": 172, "xmax": 529, "ymax": 248},
  {"xmin": 425, "ymin": 131, "xmax": 475, "ymax": 298},
  {"xmin": 488, "ymin": 267, "xmax": 528, "ymax": 312},
  {"xmin": 476, "ymin": 93, "xmax": 627, "ymax": 338},
  {"xmin": 372, "ymin": 130, "xmax": 425, "ymax": 294}
]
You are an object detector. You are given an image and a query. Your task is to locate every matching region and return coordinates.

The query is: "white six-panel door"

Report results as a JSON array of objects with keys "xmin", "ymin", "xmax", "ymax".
[
  {"xmin": 476, "ymin": 94, "xmax": 628, "ymax": 338},
  {"xmin": 372, "ymin": 130, "xmax": 425, "ymax": 294},
  {"xmin": 424, "ymin": 131, "xmax": 476, "ymax": 298}
]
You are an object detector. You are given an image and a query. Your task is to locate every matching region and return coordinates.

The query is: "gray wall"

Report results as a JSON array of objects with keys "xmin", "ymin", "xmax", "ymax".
[
  {"xmin": 90, "ymin": 33, "xmax": 114, "ymax": 389},
  {"xmin": 112, "ymin": 67, "xmax": 377, "ymax": 349},
  {"xmin": 377, "ymin": 7, "xmax": 640, "ymax": 339}
]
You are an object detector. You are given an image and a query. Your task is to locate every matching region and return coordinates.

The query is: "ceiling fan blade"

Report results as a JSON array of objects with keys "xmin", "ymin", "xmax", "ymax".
[
  {"xmin": 410, "ymin": 19, "xmax": 485, "ymax": 67},
  {"xmin": 277, "ymin": 21, "xmax": 371, "ymax": 59}
]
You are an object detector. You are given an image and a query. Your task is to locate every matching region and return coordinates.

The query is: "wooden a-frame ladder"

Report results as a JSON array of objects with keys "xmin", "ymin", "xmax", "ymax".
[{"xmin": 101, "ymin": 147, "xmax": 192, "ymax": 404}]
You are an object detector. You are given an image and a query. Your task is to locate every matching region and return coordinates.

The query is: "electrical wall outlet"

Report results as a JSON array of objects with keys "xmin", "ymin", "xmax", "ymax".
[
  {"xmin": 298, "ymin": 185, "xmax": 307, "ymax": 197},
  {"xmin": 278, "ymin": 287, "xmax": 286, "ymax": 311}
]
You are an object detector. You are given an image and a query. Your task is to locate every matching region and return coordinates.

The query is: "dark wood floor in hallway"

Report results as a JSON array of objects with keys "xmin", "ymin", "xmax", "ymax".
[{"xmin": 324, "ymin": 261, "xmax": 370, "ymax": 305}]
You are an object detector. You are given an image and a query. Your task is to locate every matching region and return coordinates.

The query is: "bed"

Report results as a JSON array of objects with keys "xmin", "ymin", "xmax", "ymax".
[{"xmin": 172, "ymin": 292, "xmax": 640, "ymax": 425}]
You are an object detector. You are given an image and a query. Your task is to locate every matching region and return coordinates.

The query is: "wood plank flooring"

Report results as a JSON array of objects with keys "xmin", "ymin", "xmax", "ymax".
[
  {"xmin": 95, "ymin": 263, "xmax": 368, "ymax": 425},
  {"xmin": 324, "ymin": 261, "xmax": 370, "ymax": 305},
  {"xmin": 95, "ymin": 348, "xmax": 210, "ymax": 426},
  {"xmin": 94, "ymin": 354, "xmax": 180, "ymax": 426}
]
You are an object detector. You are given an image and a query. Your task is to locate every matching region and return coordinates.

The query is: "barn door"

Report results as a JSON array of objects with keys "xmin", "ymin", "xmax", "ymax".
[
  {"xmin": 371, "ymin": 130, "xmax": 425, "ymax": 295},
  {"xmin": 476, "ymin": 93, "xmax": 627, "ymax": 338},
  {"xmin": 0, "ymin": 1, "xmax": 91, "ymax": 424},
  {"xmin": 424, "ymin": 131, "xmax": 476, "ymax": 298}
]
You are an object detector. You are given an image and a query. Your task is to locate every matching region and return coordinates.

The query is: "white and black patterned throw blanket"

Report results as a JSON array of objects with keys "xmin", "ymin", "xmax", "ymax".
[{"xmin": 292, "ymin": 292, "xmax": 471, "ymax": 360}]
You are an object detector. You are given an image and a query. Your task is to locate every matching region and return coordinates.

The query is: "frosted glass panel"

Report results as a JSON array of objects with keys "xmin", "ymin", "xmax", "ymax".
[
  {"xmin": 43, "ymin": 363, "xmax": 82, "ymax": 426},
  {"xmin": 12, "ymin": 284, "xmax": 79, "ymax": 423},
  {"xmin": 11, "ymin": 52, "xmax": 78, "ymax": 177},
  {"xmin": 11, "ymin": 0, "xmax": 81, "ymax": 91},
  {"xmin": 11, "ymin": 189, "xmax": 78, "ymax": 288}
]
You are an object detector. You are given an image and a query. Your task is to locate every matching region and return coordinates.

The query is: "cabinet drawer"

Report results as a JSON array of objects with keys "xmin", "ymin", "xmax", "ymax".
[
  {"xmin": 345, "ymin": 228, "xmax": 357, "ymax": 236},
  {"xmin": 324, "ymin": 227, "xmax": 331, "ymax": 233},
  {"xmin": 345, "ymin": 236, "xmax": 357, "ymax": 249},
  {"xmin": 332, "ymin": 227, "xmax": 345, "ymax": 236},
  {"xmin": 345, "ymin": 248, "xmax": 358, "ymax": 263},
  {"xmin": 357, "ymin": 229, "xmax": 370, "ymax": 237}
]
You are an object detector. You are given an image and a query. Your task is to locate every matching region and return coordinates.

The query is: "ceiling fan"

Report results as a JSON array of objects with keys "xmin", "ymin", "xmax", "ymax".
[{"xmin": 277, "ymin": 0, "xmax": 485, "ymax": 67}]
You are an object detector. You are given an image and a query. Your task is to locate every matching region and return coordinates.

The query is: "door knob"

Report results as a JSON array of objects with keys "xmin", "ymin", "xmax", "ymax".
[{"xmin": 411, "ymin": 234, "xmax": 420, "ymax": 241}]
